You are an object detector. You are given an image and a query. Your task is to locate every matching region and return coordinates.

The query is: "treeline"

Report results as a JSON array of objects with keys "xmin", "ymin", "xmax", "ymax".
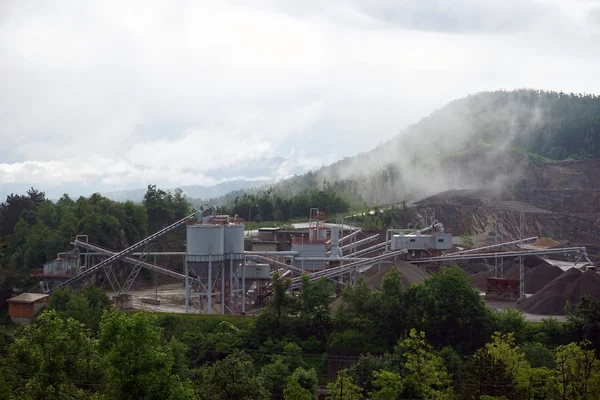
[
  {"xmin": 220, "ymin": 187, "xmax": 351, "ymax": 222},
  {"xmin": 2, "ymin": 267, "xmax": 600, "ymax": 398},
  {"xmin": 0, "ymin": 185, "xmax": 191, "ymax": 319}
]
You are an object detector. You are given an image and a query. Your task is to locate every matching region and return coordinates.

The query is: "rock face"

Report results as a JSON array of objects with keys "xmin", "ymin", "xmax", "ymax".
[{"xmin": 413, "ymin": 159, "xmax": 600, "ymax": 245}]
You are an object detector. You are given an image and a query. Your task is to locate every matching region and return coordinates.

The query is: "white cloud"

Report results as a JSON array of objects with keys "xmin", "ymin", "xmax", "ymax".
[{"xmin": 1, "ymin": 0, "xmax": 599, "ymax": 198}]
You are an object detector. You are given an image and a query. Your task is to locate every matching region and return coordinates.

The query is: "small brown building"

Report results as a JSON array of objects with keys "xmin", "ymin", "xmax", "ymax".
[{"xmin": 7, "ymin": 293, "xmax": 50, "ymax": 325}]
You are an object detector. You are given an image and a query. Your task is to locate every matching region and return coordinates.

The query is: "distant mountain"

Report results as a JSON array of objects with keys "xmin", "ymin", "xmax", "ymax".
[
  {"xmin": 103, "ymin": 179, "xmax": 273, "ymax": 203},
  {"xmin": 212, "ymin": 89, "xmax": 600, "ymax": 206}
]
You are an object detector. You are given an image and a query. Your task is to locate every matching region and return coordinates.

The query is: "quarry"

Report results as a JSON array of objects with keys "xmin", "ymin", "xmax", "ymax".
[{"xmin": 10, "ymin": 158, "xmax": 600, "ymax": 325}]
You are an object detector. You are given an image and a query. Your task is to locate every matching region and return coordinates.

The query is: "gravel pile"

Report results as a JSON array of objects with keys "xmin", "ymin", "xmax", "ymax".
[
  {"xmin": 524, "ymin": 263, "xmax": 564, "ymax": 293},
  {"xmin": 364, "ymin": 261, "xmax": 430, "ymax": 290},
  {"xmin": 519, "ymin": 269, "xmax": 600, "ymax": 315},
  {"xmin": 471, "ymin": 270, "xmax": 492, "ymax": 291}
]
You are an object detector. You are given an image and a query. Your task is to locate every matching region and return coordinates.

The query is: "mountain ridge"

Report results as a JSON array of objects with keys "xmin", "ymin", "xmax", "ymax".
[{"xmin": 210, "ymin": 89, "xmax": 600, "ymax": 207}]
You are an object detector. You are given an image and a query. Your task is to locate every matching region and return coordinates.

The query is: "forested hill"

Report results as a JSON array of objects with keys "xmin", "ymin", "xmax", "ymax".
[{"xmin": 210, "ymin": 89, "xmax": 600, "ymax": 207}]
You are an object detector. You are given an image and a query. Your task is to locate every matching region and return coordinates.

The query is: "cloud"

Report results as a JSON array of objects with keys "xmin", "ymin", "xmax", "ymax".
[{"xmin": 1, "ymin": 0, "xmax": 600, "ymax": 199}]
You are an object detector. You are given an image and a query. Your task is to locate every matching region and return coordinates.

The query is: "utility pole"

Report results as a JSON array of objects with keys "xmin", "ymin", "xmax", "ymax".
[
  {"xmin": 519, "ymin": 213, "xmax": 525, "ymax": 300},
  {"xmin": 248, "ymin": 204, "xmax": 258, "ymax": 236}
]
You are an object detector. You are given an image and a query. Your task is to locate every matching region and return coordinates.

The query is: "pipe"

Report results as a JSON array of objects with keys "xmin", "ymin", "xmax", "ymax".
[
  {"xmin": 340, "ymin": 234, "xmax": 380, "ymax": 252},
  {"xmin": 354, "ymin": 241, "xmax": 390, "ymax": 257},
  {"xmin": 294, "ymin": 257, "xmax": 372, "ymax": 261},
  {"xmin": 338, "ymin": 229, "xmax": 362, "ymax": 245},
  {"xmin": 245, "ymin": 251, "xmax": 298, "ymax": 256}
]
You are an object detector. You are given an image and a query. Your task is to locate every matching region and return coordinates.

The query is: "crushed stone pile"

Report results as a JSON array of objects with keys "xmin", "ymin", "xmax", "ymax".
[
  {"xmin": 524, "ymin": 263, "xmax": 564, "ymax": 293},
  {"xmin": 364, "ymin": 261, "xmax": 431, "ymax": 290},
  {"xmin": 519, "ymin": 269, "xmax": 600, "ymax": 315},
  {"xmin": 471, "ymin": 270, "xmax": 492, "ymax": 291},
  {"xmin": 531, "ymin": 237, "xmax": 560, "ymax": 248},
  {"xmin": 470, "ymin": 261, "xmax": 563, "ymax": 294},
  {"xmin": 459, "ymin": 261, "xmax": 490, "ymax": 276},
  {"xmin": 504, "ymin": 264, "xmax": 533, "ymax": 280}
]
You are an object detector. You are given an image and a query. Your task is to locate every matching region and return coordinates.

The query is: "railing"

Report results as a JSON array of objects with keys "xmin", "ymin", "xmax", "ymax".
[{"xmin": 30, "ymin": 268, "xmax": 74, "ymax": 278}]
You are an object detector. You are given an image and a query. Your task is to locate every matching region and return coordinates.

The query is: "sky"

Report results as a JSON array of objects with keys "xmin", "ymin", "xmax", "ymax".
[{"xmin": 1, "ymin": 0, "xmax": 600, "ymax": 200}]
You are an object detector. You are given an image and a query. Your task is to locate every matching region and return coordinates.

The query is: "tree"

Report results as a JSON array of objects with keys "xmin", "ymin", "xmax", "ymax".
[
  {"xmin": 555, "ymin": 341, "xmax": 600, "ymax": 400},
  {"xmin": 284, "ymin": 376, "xmax": 314, "ymax": 400},
  {"xmin": 195, "ymin": 351, "xmax": 270, "ymax": 400},
  {"xmin": 407, "ymin": 267, "xmax": 494, "ymax": 352},
  {"xmin": 393, "ymin": 329, "xmax": 455, "ymax": 399},
  {"xmin": 289, "ymin": 367, "xmax": 318, "ymax": 398},
  {"xmin": 348, "ymin": 353, "xmax": 393, "ymax": 395},
  {"xmin": 98, "ymin": 310, "xmax": 194, "ymax": 400},
  {"xmin": 255, "ymin": 272, "xmax": 299, "ymax": 340},
  {"xmin": 368, "ymin": 370, "xmax": 403, "ymax": 399},
  {"xmin": 49, "ymin": 285, "xmax": 110, "ymax": 333},
  {"xmin": 298, "ymin": 275, "xmax": 334, "ymax": 340},
  {"xmin": 567, "ymin": 296, "xmax": 600, "ymax": 354},
  {"xmin": 494, "ymin": 308, "xmax": 527, "ymax": 342},
  {"xmin": 5, "ymin": 309, "xmax": 101, "ymax": 399},
  {"xmin": 326, "ymin": 369, "xmax": 363, "ymax": 400}
]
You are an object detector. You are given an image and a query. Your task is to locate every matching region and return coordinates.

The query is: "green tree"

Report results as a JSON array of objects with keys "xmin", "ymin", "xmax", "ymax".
[
  {"xmin": 284, "ymin": 376, "xmax": 314, "ymax": 400},
  {"xmin": 49, "ymin": 285, "xmax": 110, "ymax": 333},
  {"xmin": 195, "ymin": 351, "xmax": 270, "ymax": 400},
  {"xmin": 5, "ymin": 309, "xmax": 101, "ymax": 399},
  {"xmin": 255, "ymin": 272, "xmax": 299, "ymax": 340},
  {"xmin": 394, "ymin": 329, "xmax": 454, "ymax": 399},
  {"xmin": 98, "ymin": 310, "xmax": 194, "ymax": 400},
  {"xmin": 369, "ymin": 370, "xmax": 403, "ymax": 399},
  {"xmin": 555, "ymin": 341, "xmax": 600, "ymax": 400},
  {"xmin": 326, "ymin": 369, "xmax": 363, "ymax": 400},
  {"xmin": 407, "ymin": 267, "xmax": 494, "ymax": 352},
  {"xmin": 567, "ymin": 296, "xmax": 600, "ymax": 354},
  {"xmin": 348, "ymin": 353, "xmax": 393, "ymax": 394}
]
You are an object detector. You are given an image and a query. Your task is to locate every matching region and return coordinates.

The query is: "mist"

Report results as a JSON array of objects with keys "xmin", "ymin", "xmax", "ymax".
[{"xmin": 246, "ymin": 89, "xmax": 551, "ymax": 206}]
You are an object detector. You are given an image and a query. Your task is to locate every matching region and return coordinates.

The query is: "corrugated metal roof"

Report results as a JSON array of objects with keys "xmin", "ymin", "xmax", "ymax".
[{"xmin": 7, "ymin": 293, "xmax": 50, "ymax": 303}]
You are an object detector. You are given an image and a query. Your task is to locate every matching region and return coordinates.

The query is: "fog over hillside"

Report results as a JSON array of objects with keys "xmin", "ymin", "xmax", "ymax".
[{"xmin": 211, "ymin": 89, "xmax": 600, "ymax": 206}]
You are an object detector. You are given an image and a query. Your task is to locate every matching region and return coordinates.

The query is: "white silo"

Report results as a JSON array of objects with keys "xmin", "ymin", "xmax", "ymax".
[
  {"xmin": 185, "ymin": 222, "xmax": 225, "ymax": 314},
  {"xmin": 224, "ymin": 224, "xmax": 245, "ymax": 260},
  {"xmin": 186, "ymin": 224, "xmax": 225, "ymax": 261}
]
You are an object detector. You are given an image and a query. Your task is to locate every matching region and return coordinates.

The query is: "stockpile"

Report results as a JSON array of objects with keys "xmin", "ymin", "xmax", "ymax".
[
  {"xmin": 519, "ymin": 269, "xmax": 600, "ymax": 315},
  {"xmin": 504, "ymin": 264, "xmax": 533, "ymax": 280},
  {"xmin": 460, "ymin": 261, "xmax": 490, "ymax": 276},
  {"xmin": 364, "ymin": 261, "xmax": 431, "ymax": 290},
  {"xmin": 471, "ymin": 270, "xmax": 491, "ymax": 291},
  {"xmin": 531, "ymin": 237, "xmax": 560, "ymax": 248},
  {"xmin": 470, "ymin": 261, "xmax": 564, "ymax": 294},
  {"xmin": 523, "ymin": 263, "xmax": 564, "ymax": 293}
]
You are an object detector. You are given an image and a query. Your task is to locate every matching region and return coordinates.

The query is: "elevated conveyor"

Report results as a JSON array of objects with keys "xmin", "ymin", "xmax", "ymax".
[
  {"xmin": 73, "ymin": 240, "xmax": 186, "ymax": 281},
  {"xmin": 50, "ymin": 213, "xmax": 196, "ymax": 292}
]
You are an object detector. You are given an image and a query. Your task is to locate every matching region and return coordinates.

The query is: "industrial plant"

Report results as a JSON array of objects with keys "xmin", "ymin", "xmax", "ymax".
[{"xmin": 19, "ymin": 205, "xmax": 595, "ymax": 320}]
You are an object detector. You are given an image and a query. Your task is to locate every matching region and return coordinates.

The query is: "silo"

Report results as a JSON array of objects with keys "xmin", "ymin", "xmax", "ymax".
[
  {"xmin": 223, "ymin": 223, "xmax": 247, "ymax": 315},
  {"xmin": 185, "ymin": 223, "xmax": 225, "ymax": 314},
  {"xmin": 329, "ymin": 226, "xmax": 341, "ymax": 259},
  {"xmin": 186, "ymin": 224, "xmax": 225, "ymax": 261},
  {"xmin": 224, "ymin": 224, "xmax": 245, "ymax": 260}
]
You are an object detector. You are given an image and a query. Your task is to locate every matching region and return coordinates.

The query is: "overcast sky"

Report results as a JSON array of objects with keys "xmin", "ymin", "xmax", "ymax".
[{"xmin": 1, "ymin": 0, "xmax": 600, "ymax": 199}]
